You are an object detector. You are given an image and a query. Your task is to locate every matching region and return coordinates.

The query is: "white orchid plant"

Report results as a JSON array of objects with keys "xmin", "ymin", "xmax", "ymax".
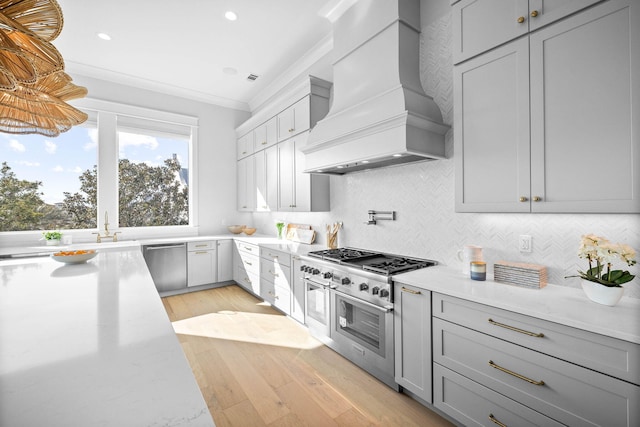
[{"xmin": 567, "ymin": 234, "xmax": 636, "ymax": 287}]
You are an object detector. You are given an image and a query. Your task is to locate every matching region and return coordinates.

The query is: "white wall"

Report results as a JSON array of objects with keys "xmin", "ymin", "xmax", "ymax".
[{"xmin": 247, "ymin": 2, "xmax": 640, "ymax": 298}]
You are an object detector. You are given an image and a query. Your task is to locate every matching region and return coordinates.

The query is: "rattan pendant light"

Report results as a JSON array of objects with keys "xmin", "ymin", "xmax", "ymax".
[{"xmin": 0, "ymin": 0, "xmax": 87, "ymax": 136}]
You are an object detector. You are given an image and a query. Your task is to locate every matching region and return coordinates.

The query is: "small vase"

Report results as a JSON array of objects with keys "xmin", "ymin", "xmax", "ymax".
[
  {"xmin": 46, "ymin": 239, "xmax": 60, "ymax": 246},
  {"xmin": 581, "ymin": 280, "xmax": 624, "ymax": 306}
]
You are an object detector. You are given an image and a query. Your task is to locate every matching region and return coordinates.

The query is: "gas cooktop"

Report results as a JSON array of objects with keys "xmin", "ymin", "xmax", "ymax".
[{"xmin": 307, "ymin": 247, "xmax": 437, "ymax": 275}]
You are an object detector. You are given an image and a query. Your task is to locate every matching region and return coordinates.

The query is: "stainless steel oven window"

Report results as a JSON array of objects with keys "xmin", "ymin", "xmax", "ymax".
[{"xmin": 334, "ymin": 292, "xmax": 387, "ymax": 357}]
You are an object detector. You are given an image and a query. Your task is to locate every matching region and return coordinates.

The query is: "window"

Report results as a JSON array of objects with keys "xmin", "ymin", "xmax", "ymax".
[
  {"xmin": 0, "ymin": 99, "xmax": 198, "ymax": 235},
  {"xmin": 0, "ymin": 115, "xmax": 97, "ymax": 231},
  {"xmin": 117, "ymin": 115, "xmax": 190, "ymax": 227}
]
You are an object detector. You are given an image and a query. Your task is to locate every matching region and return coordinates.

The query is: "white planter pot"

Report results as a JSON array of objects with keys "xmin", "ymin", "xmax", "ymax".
[
  {"xmin": 581, "ymin": 280, "xmax": 624, "ymax": 306},
  {"xmin": 45, "ymin": 239, "xmax": 60, "ymax": 246}
]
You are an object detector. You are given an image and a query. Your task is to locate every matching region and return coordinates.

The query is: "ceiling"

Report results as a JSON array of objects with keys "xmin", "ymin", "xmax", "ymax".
[{"xmin": 54, "ymin": 0, "xmax": 338, "ymax": 112}]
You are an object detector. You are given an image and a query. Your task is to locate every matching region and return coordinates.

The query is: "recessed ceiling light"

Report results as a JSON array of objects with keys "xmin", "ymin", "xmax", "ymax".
[
  {"xmin": 223, "ymin": 67, "xmax": 238, "ymax": 75},
  {"xmin": 225, "ymin": 11, "xmax": 238, "ymax": 21},
  {"xmin": 96, "ymin": 32, "xmax": 111, "ymax": 41}
]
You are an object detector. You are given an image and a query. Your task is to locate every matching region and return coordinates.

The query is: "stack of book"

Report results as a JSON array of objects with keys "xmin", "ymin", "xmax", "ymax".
[{"xmin": 494, "ymin": 261, "xmax": 547, "ymax": 289}]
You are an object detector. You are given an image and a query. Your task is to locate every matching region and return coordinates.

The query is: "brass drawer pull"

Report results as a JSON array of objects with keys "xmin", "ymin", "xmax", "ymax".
[
  {"xmin": 489, "ymin": 414, "xmax": 507, "ymax": 427},
  {"xmin": 519, "ymin": 196, "xmax": 528, "ymax": 202},
  {"xmin": 401, "ymin": 287, "xmax": 422, "ymax": 295},
  {"xmin": 195, "ymin": 251, "xmax": 208, "ymax": 255},
  {"xmin": 245, "ymin": 261, "xmax": 252, "ymax": 266},
  {"xmin": 517, "ymin": 16, "xmax": 525, "ymax": 23},
  {"xmin": 489, "ymin": 360, "xmax": 545, "ymax": 386},
  {"xmin": 488, "ymin": 318, "xmax": 544, "ymax": 337},
  {"xmin": 531, "ymin": 10, "xmax": 539, "ymax": 18},
  {"xmin": 269, "ymin": 270, "xmax": 279, "ymax": 277}
]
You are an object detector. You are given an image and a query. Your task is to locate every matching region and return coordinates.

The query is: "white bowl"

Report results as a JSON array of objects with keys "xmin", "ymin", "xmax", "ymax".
[
  {"xmin": 51, "ymin": 250, "xmax": 98, "ymax": 264},
  {"xmin": 228, "ymin": 225, "xmax": 246, "ymax": 234}
]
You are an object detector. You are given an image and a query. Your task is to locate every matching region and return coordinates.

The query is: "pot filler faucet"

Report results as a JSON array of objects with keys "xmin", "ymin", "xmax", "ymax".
[
  {"xmin": 92, "ymin": 211, "xmax": 120, "ymax": 243},
  {"xmin": 365, "ymin": 210, "xmax": 396, "ymax": 225}
]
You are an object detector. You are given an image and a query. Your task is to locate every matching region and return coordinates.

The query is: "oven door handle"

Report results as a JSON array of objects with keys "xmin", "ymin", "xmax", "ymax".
[
  {"xmin": 304, "ymin": 277, "xmax": 332, "ymax": 289},
  {"xmin": 334, "ymin": 289, "xmax": 393, "ymax": 313}
]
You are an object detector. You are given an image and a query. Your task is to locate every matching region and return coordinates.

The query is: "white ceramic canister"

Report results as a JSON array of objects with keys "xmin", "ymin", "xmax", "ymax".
[{"xmin": 457, "ymin": 245, "xmax": 483, "ymax": 275}]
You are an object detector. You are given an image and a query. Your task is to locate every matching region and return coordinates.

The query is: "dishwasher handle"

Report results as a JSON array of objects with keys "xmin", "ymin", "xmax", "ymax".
[{"xmin": 145, "ymin": 243, "xmax": 186, "ymax": 251}]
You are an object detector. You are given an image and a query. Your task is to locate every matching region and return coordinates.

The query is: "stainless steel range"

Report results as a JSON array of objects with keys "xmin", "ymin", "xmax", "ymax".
[{"xmin": 300, "ymin": 248, "xmax": 437, "ymax": 390}]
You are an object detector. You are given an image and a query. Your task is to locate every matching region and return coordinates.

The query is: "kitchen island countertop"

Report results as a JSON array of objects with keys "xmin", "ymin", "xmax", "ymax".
[
  {"xmin": 394, "ymin": 265, "xmax": 640, "ymax": 345},
  {"xmin": 0, "ymin": 248, "xmax": 215, "ymax": 427}
]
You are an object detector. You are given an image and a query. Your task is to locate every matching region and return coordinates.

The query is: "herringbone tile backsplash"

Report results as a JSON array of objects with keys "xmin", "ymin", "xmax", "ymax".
[{"xmin": 252, "ymin": 12, "xmax": 640, "ymax": 298}]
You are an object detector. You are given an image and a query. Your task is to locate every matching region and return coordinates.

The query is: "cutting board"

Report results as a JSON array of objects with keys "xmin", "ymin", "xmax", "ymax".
[{"xmin": 286, "ymin": 224, "xmax": 316, "ymax": 244}]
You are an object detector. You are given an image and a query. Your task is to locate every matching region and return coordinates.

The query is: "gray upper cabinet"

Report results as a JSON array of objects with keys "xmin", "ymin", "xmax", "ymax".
[
  {"xmin": 453, "ymin": 0, "xmax": 603, "ymax": 64},
  {"xmin": 455, "ymin": 0, "xmax": 639, "ymax": 213}
]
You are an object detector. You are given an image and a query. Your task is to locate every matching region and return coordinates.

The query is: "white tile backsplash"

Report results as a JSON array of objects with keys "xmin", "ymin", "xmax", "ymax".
[{"xmin": 250, "ymin": 11, "xmax": 639, "ymax": 298}]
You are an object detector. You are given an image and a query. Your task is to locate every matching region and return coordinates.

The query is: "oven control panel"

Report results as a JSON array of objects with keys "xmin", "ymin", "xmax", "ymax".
[{"xmin": 299, "ymin": 262, "xmax": 391, "ymax": 304}]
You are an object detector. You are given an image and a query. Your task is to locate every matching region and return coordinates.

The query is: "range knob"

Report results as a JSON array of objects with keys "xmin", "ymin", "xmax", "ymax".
[
  {"xmin": 341, "ymin": 277, "xmax": 351, "ymax": 285},
  {"xmin": 323, "ymin": 271, "xmax": 332, "ymax": 279},
  {"xmin": 312, "ymin": 268, "xmax": 320, "ymax": 275},
  {"xmin": 300, "ymin": 265, "xmax": 307, "ymax": 271},
  {"xmin": 359, "ymin": 283, "xmax": 369, "ymax": 291},
  {"xmin": 371, "ymin": 286, "xmax": 380, "ymax": 295},
  {"xmin": 379, "ymin": 289, "xmax": 390, "ymax": 298}
]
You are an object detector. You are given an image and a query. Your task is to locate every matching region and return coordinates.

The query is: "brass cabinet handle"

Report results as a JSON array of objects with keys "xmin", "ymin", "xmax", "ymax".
[
  {"xmin": 401, "ymin": 286, "xmax": 422, "ymax": 295},
  {"xmin": 245, "ymin": 261, "xmax": 252, "ymax": 266},
  {"xmin": 488, "ymin": 318, "xmax": 544, "ymax": 337},
  {"xmin": 532, "ymin": 196, "xmax": 542, "ymax": 202},
  {"xmin": 244, "ymin": 276, "xmax": 251, "ymax": 283},
  {"xmin": 269, "ymin": 269, "xmax": 279, "ymax": 277},
  {"xmin": 489, "ymin": 360, "xmax": 545, "ymax": 386},
  {"xmin": 519, "ymin": 196, "xmax": 528, "ymax": 202},
  {"xmin": 195, "ymin": 251, "xmax": 208, "ymax": 255},
  {"xmin": 517, "ymin": 16, "xmax": 525, "ymax": 23},
  {"xmin": 195, "ymin": 244, "xmax": 208, "ymax": 248},
  {"xmin": 261, "ymin": 141, "xmax": 267, "ymax": 145},
  {"xmin": 242, "ymin": 151, "xmax": 247, "ymax": 154},
  {"xmin": 288, "ymin": 128, "xmax": 295, "ymax": 132},
  {"xmin": 531, "ymin": 10, "xmax": 539, "ymax": 17},
  {"xmin": 489, "ymin": 414, "xmax": 507, "ymax": 427}
]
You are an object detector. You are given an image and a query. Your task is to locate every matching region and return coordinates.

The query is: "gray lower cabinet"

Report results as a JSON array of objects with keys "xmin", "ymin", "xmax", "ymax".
[
  {"xmin": 393, "ymin": 283, "xmax": 432, "ymax": 403},
  {"xmin": 259, "ymin": 247, "xmax": 291, "ymax": 315},
  {"xmin": 432, "ymin": 293, "xmax": 640, "ymax": 426}
]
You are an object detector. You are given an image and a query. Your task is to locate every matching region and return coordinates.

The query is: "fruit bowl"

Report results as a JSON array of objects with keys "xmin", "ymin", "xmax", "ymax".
[
  {"xmin": 227, "ymin": 225, "xmax": 246, "ymax": 234},
  {"xmin": 51, "ymin": 249, "xmax": 98, "ymax": 264},
  {"xmin": 243, "ymin": 227, "xmax": 257, "ymax": 235}
]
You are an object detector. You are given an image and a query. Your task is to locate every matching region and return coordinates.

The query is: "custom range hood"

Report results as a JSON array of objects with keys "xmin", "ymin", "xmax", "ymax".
[{"xmin": 303, "ymin": 0, "xmax": 449, "ymax": 174}]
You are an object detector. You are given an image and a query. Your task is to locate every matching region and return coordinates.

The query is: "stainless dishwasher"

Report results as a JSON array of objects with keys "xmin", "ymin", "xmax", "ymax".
[{"xmin": 142, "ymin": 243, "xmax": 187, "ymax": 292}]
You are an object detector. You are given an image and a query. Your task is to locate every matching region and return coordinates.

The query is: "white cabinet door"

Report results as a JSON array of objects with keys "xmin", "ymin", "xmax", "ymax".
[
  {"xmin": 254, "ymin": 150, "xmax": 267, "ymax": 212},
  {"xmin": 277, "ymin": 96, "xmax": 311, "ymax": 142},
  {"xmin": 278, "ymin": 138, "xmax": 295, "ymax": 212},
  {"xmin": 188, "ymin": 248, "xmax": 217, "ymax": 287},
  {"xmin": 236, "ymin": 132, "xmax": 254, "ymax": 159},
  {"xmin": 253, "ymin": 117, "xmax": 278, "ymax": 150},
  {"xmin": 216, "ymin": 240, "xmax": 233, "ymax": 282},
  {"xmin": 528, "ymin": 0, "xmax": 603, "ymax": 31},
  {"xmin": 394, "ymin": 283, "xmax": 432, "ymax": 403},
  {"xmin": 265, "ymin": 145, "xmax": 279, "ymax": 211},
  {"xmin": 455, "ymin": 38, "xmax": 531, "ymax": 212},
  {"xmin": 529, "ymin": 0, "xmax": 640, "ymax": 212},
  {"xmin": 237, "ymin": 156, "xmax": 255, "ymax": 211}
]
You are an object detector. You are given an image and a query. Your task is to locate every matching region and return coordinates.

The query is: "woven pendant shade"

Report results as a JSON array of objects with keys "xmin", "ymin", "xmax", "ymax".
[
  {"xmin": 0, "ymin": 0, "xmax": 63, "ymax": 41},
  {"xmin": 0, "ymin": 0, "xmax": 86, "ymax": 136}
]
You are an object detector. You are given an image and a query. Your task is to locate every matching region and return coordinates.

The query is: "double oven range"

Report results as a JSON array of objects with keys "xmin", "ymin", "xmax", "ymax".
[{"xmin": 300, "ymin": 248, "xmax": 437, "ymax": 390}]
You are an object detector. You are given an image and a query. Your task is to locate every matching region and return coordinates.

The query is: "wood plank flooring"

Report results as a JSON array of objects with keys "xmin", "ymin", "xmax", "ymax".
[{"xmin": 162, "ymin": 285, "xmax": 455, "ymax": 427}]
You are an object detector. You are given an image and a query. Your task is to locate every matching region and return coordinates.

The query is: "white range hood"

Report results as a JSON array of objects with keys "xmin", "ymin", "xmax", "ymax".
[{"xmin": 303, "ymin": 0, "xmax": 449, "ymax": 174}]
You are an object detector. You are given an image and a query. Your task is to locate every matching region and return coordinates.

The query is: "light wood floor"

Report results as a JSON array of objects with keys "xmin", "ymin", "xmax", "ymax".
[{"xmin": 162, "ymin": 285, "xmax": 455, "ymax": 427}]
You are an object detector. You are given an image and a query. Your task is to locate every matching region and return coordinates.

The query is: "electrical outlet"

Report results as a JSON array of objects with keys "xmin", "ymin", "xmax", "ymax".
[{"xmin": 519, "ymin": 235, "xmax": 532, "ymax": 253}]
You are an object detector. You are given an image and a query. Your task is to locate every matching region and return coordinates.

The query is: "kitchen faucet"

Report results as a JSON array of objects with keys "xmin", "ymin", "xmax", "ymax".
[{"xmin": 92, "ymin": 211, "xmax": 120, "ymax": 243}]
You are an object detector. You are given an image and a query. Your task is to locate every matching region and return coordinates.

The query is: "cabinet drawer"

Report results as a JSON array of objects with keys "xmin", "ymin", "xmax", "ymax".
[
  {"xmin": 260, "ymin": 261, "xmax": 291, "ymax": 289},
  {"xmin": 433, "ymin": 293, "xmax": 640, "ymax": 384},
  {"xmin": 238, "ymin": 252, "xmax": 259, "ymax": 276},
  {"xmin": 236, "ymin": 266, "xmax": 260, "ymax": 296},
  {"xmin": 262, "ymin": 281, "xmax": 291, "ymax": 314},
  {"xmin": 434, "ymin": 363, "xmax": 564, "ymax": 427},
  {"xmin": 237, "ymin": 241, "xmax": 259, "ymax": 256},
  {"xmin": 187, "ymin": 241, "xmax": 215, "ymax": 251},
  {"xmin": 260, "ymin": 247, "xmax": 291, "ymax": 266},
  {"xmin": 434, "ymin": 318, "xmax": 640, "ymax": 426}
]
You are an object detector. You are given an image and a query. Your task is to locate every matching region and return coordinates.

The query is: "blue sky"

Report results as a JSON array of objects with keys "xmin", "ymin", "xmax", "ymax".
[{"xmin": 1, "ymin": 126, "xmax": 188, "ymax": 204}]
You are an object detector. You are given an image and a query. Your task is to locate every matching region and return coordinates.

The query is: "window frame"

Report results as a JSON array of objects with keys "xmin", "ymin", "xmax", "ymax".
[{"xmin": 0, "ymin": 98, "xmax": 200, "ymax": 244}]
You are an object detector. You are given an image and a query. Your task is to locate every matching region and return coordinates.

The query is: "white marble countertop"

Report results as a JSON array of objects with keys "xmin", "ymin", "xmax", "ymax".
[
  {"xmin": 394, "ymin": 266, "xmax": 640, "ymax": 344},
  {"xmin": 0, "ymin": 249, "xmax": 214, "ymax": 427}
]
